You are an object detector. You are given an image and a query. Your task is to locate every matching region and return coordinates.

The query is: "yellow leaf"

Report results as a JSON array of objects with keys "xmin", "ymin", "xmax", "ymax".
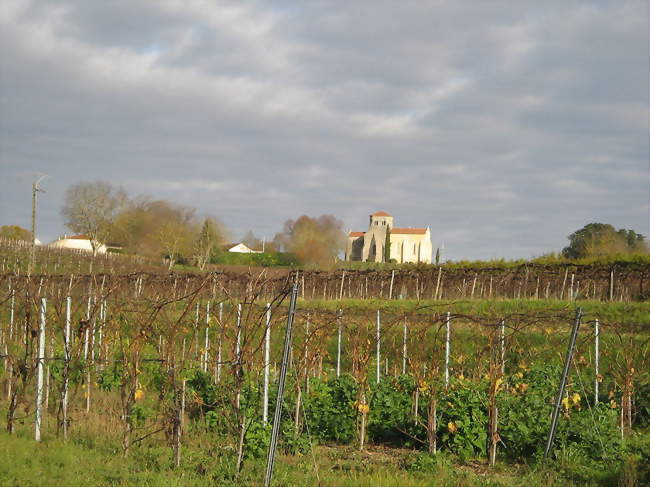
[
  {"xmin": 448, "ymin": 422, "xmax": 457, "ymax": 433},
  {"xmin": 135, "ymin": 389, "xmax": 145, "ymax": 401}
]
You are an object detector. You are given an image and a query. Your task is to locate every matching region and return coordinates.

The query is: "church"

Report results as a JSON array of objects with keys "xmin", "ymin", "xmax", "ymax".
[{"xmin": 345, "ymin": 211, "xmax": 433, "ymax": 264}]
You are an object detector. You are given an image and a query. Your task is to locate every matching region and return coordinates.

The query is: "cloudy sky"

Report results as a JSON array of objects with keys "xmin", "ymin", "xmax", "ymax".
[{"xmin": 1, "ymin": 0, "xmax": 648, "ymax": 260}]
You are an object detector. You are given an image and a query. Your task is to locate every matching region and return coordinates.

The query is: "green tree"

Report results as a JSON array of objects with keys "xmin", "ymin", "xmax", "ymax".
[
  {"xmin": 0, "ymin": 225, "xmax": 31, "ymax": 241},
  {"xmin": 562, "ymin": 223, "xmax": 648, "ymax": 258}
]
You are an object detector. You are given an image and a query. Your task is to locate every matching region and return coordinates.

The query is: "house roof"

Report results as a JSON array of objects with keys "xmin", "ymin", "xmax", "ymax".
[
  {"xmin": 370, "ymin": 211, "xmax": 392, "ymax": 217},
  {"xmin": 349, "ymin": 231, "xmax": 365, "ymax": 237},
  {"xmin": 391, "ymin": 227, "xmax": 427, "ymax": 235},
  {"xmin": 65, "ymin": 234, "xmax": 90, "ymax": 240}
]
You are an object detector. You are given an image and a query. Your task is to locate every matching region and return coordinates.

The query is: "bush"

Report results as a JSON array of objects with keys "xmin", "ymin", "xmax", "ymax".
[
  {"xmin": 368, "ymin": 375, "xmax": 422, "ymax": 447},
  {"xmin": 305, "ymin": 375, "xmax": 358, "ymax": 443}
]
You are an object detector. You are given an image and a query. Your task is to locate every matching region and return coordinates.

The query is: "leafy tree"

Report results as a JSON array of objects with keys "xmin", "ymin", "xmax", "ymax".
[
  {"xmin": 61, "ymin": 181, "xmax": 127, "ymax": 255},
  {"xmin": 0, "ymin": 225, "xmax": 31, "ymax": 241},
  {"xmin": 562, "ymin": 223, "xmax": 648, "ymax": 258},
  {"xmin": 273, "ymin": 215, "xmax": 345, "ymax": 267}
]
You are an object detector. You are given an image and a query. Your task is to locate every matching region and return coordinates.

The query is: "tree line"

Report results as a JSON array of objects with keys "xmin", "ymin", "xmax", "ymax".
[
  {"xmin": 44, "ymin": 180, "xmax": 346, "ymax": 268},
  {"xmin": 1, "ymin": 180, "xmax": 647, "ymax": 269}
]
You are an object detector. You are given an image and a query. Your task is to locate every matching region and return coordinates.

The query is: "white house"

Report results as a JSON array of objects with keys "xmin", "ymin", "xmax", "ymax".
[
  {"xmin": 48, "ymin": 234, "xmax": 108, "ymax": 254},
  {"xmin": 224, "ymin": 243, "xmax": 262, "ymax": 254}
]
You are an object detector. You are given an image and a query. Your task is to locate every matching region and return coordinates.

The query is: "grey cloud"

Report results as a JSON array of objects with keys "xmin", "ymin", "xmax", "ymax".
[{"xmin": 0, "ymin": 0, "xmax": 648, "ymax": 261}]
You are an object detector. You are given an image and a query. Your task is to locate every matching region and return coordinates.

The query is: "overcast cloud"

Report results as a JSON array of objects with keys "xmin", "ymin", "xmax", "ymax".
[{"xmin": 1, "ymin": 0, "xmax": 648, "ymax": 260}]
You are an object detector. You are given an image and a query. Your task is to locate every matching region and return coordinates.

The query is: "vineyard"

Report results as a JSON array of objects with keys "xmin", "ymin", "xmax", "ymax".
[
  {"xmin": 0, "ymin": 265, "xmax": 648, "ymax": 487},
  {"xmin": 2, "ymin": 238, "xmax": 649, "ymax": 303},
  {"xmin": 0, "ymin": 237, "xmax": 649, "ymax": 486}
]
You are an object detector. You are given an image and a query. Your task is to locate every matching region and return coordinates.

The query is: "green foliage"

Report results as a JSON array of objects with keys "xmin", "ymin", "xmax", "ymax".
[
  {"xmin": 0, "ymin": 225, "xmax": 31, "ymax": 241},
  {"xmin": 304, "ymin": 375, "xmax": 358, "ymax": 443},
  {"xmin": 368, "ymin": 375, "xmax": 421, "ymax": 446},
  {"xmin": 211, "ymin": 251, "xmax": 298, "ymax": 267},
  {"xmin": 130, "ymin": 403, "xmax": 154, "ymax": 427},
  {"xmin": 438, "ymin": 378, "xmax": 488, "ymax": 460},
  {"xmin": 406, "ymin": 451, "xmax": 452, "ymax": 473},
  {"xmin": 562, "ymin": 222, "xmax": 648, "ymax": 259},
  {"xmin": 98, "ymin": 363, "xmax": 124, "ymax": 391},
  {"xmin": 498, "ymin": 364, "xmax": 559, "ymax": 459},
  {"xmin": 244, "ymin": 420, "xmax": 271, "ymax": 459}
]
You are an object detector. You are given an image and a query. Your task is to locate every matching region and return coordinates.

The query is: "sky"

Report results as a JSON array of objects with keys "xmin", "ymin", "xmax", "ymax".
[{"xmin": 1, "ymin": 0, "xmax": 648, "ymax": 261}]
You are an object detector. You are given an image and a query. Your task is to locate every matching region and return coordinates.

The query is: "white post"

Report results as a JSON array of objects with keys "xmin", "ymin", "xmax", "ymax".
[
  {"xmin": 63, "ymin": 296, "xmax": 71, "ymax": 440},
  {"xmin": 402, "ymin": 318, "xmax": 407, "ymax": 375},
  {"xmin": 389, "ymin": 270, "xmax": 395, "ymax": 299},
  {"xmin": 235, "ymin": 303, "xmax": 242, "ymax": 409},
  {"xmin": 35, "ymin": 298, "xmax": 46, "ymax": 441},
  {"xmin": 9, "ymin": 289, "xmax": 14, "ymax": 339},
  {"xmin": 594, "ymin": 318, "xmax": 600, "ymax": 404},
  {"xmin": 263, "ymin": 304, "xmax": 271, "ymax": 424},
  {"xmin": 217, "ymin": 302, "xmax": 223, "ymax": 382},
  {"xmin": 445, "ymin": 312, "xmax": 451, "ymax": 388},
  {"xmin": 500, "ymin": 319, "xmax": 505, "ymax": 375},
  {"xmin": 336, "ymin": 310, "xmax": 342, "ymax": 377},
  {"xmin": 203, "ymin": 302, "xmax": 210, "ymax": 373},
  {"xmin": 235, "ymin": 303, "xmax": 242, "ymax": 365},
  {"xmin": 376, "ymin": 310, "xmax": 381, "ymax": 384}
]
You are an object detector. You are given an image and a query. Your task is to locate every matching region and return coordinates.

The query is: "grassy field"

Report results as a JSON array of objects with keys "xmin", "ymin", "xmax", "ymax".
[{"xmin": 2, "ymin": 427, "xmax": 647, "ymax": 487}]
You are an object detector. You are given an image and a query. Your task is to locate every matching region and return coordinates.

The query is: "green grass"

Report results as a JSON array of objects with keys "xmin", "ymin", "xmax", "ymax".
[{"xmin": 2, "ymin": 432, "xmax": 636, "ymax": 487}]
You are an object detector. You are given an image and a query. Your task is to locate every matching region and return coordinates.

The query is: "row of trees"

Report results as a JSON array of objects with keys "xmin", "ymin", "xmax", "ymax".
[
  {"xmin": 3, "ymin": 180, "xmax": 646, "ymax": 269},
  {"xmin": 59, "ymin": 181, "xmax": 347, "ymax": 268}
]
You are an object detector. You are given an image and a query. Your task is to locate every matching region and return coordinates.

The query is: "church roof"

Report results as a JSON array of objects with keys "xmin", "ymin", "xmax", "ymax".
[
  {"xmin": 349, "ymin": 231, "xmax": 365, "ymax": 237},
  {"xmin": 391, "ymin": 227, "xmax": 427, "ymax": 235},
  {"xmin": 370, "ymin": 211, "xmax": 392, "ymax": 217}
]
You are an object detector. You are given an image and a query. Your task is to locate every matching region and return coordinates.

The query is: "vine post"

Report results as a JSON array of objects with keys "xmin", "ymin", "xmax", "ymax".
[{"xmin": 35, "ymin": 297, "xmax": 46, "ymax": 442}]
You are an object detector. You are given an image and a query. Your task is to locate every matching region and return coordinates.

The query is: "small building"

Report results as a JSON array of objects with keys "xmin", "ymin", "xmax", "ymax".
[
  {"xmin": 48, "ymin": 234, "xmax": 108, "ymax": 254},
  {"xmin": 345, "ymin": 211, "xmax": 433, "ymax": 264},
  {"xmin": 223, "ymin": 243, "xmax": 262, "ymax": 254}
]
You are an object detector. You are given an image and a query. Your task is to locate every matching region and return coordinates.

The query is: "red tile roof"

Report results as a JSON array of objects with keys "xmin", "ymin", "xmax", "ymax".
[
  {"xmin": 391, "ymin": 227, "xmax": 427, "ymax": 235},
  {"xmin": 371, "ymin": 211, "xmax": 392, "ymax": 217},
  {"xmin": 349, "ymin": 231, "xmax": 365, "ymax": 237}
]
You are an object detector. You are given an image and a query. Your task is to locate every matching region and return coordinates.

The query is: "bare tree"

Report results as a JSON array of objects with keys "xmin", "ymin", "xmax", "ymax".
[
  {"xmin": 61, "ymin": 181, "xmax": 127, "ymax": 255},
  {"xmin": 194, "ymin": 217, "xmax": 224, "ymax": 270}
]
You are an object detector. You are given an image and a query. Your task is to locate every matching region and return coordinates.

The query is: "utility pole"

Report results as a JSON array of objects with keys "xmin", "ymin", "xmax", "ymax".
[{"xmin": 29, "ymin": 176, "xmax": 46, "ymax": 276}]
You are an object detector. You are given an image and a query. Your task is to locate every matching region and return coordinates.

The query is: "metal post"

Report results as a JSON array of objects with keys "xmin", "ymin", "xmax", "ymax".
[
  {"xmin": 264, "ymin": 283, "xmax": 298, "ymax": 487},
  {"xmin": 376, "ymin": 310, "xmax": 381, "ymax": 384},
  {"xmin": 445, "ymin": 312, "xmax": 451, "ymax": 388},
  {"xmin": 544, "ymin": 307, "xmax": 582, "ymax": 458},
  {"xmin": 336, "ymin": 310, "xmax": 342, "ymax": 378},
  {"xmin": 594, "ymin": 318, "xmax": 599, "ymax": 405},
  {"xmin": 263, "ymin": 303, "xmax": 271, "ymax": 424},
  {"xmin": 35, "ymin": 298, "xmax": 46, "ymax": 441}
]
